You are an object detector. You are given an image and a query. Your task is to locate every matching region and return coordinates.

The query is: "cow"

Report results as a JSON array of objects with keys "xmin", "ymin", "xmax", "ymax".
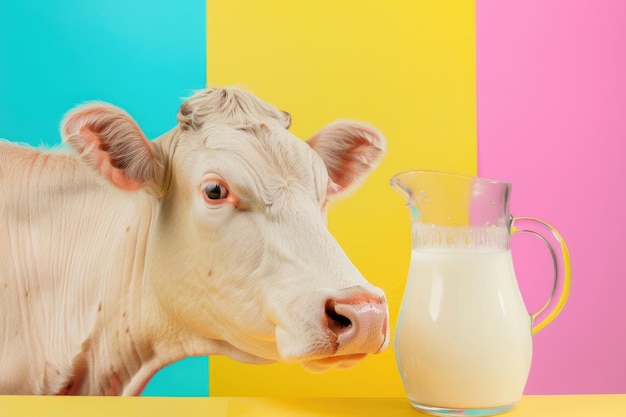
[{"xmin": 0, "ymin": 87, "xmax": 389, "ymax": 395}]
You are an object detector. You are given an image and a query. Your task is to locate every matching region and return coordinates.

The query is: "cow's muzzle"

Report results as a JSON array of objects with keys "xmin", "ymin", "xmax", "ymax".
[
  {"xmin": 275, "ymin": 285, "xmax": 390, "ymax": 372},
  {"xmin": 324, "ymin": 291, "xmax": 389, "ymax": 356}
]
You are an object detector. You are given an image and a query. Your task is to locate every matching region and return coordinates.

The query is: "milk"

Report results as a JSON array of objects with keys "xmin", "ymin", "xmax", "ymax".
[{"xmin": 395, "ymin": 249, "xmax": 532, "ymax": 411}]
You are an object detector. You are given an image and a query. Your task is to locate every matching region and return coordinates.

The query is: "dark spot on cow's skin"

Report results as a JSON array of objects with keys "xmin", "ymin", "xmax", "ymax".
[
  {"xmin": 207, "ymin": 270, "xmax": 213, "ymax": 277},
  {"xmin": 25, "ymin": 290, "xmax": 29, "ymax": 297},
  {"xmin": 98, "ymin": 303, "xmax": 102, "ymax": 312},
  {"xmin": 125, "ymin": 226, "xmax": 130, "ymax": 233},
  {"xmin": 126, "ymin": 327, "xmax": 130, "ymax": 334},
  {"xmin": 122, "ymin": 312, "xmax": 127, "ymax": 319}
]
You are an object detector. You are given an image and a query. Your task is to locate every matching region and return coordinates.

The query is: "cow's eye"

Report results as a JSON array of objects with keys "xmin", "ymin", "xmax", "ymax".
[{"xmin": 204, "ymin": 182, "xmax": 229, "ymax": 200}]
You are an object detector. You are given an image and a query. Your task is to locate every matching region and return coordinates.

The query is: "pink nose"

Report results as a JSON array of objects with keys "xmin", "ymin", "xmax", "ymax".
[{"xmin": 324, "ymin": 294, "xmax": 389, "ymax": 354}]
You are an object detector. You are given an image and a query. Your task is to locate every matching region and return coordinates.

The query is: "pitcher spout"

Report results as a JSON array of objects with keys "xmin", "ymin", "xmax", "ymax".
[{"xmin": 390, "ymin": 172, "xmax": 412, "ymax": 202}]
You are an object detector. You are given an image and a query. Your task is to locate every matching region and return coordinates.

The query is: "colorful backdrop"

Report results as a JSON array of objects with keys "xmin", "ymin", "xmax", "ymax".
[{"xmin": 0, "ymin": 0, "xmax": 624, "ymax": 397}]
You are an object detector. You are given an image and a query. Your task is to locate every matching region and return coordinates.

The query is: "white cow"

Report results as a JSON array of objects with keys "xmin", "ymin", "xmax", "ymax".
[{"xmin": 0, "ymin": 87, "xmax": 389, "ymax": 395}]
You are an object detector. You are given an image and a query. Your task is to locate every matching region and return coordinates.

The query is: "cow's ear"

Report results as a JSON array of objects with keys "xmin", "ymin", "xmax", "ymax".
[
  {"xmin": 61, "ymin": 103, "xmax": 164, "ymax": 195},
  {"xmin": 307, "ymin": 121, "xmax": 386, "ymax": 198}
]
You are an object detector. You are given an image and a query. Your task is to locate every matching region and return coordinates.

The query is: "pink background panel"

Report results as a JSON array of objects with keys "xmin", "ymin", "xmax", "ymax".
[{"xmin": 477, "ymin": 0, "xmax": 626, "ymax": 394}]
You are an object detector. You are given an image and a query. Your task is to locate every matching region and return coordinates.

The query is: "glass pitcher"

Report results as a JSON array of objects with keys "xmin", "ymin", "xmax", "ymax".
[{"xmin": 390, "ymin": 170, "xmax": 571, "ymax": 417}]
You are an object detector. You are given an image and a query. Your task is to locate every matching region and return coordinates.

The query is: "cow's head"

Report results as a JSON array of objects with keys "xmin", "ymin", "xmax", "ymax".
[{"xmin": 61, "ymin": 87, "xmax": 389, "ymax": 372}]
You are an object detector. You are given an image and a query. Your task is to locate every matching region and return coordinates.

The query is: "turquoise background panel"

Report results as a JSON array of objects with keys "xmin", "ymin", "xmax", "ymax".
[{"xmin": 0, "ymin": 0, "xmax": 208, "ymax": 397}]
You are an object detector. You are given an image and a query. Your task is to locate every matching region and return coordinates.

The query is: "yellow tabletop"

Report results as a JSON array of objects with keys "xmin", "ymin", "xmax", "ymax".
[{"xmin": 0, "ymin": 395, "xmax": 624, "ymax": 417}]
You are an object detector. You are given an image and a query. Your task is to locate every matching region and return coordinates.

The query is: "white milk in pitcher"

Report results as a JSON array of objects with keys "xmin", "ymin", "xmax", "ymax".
[{"xmin": 395, "ymin": 249, "xmax": 532, "ymax": 410}]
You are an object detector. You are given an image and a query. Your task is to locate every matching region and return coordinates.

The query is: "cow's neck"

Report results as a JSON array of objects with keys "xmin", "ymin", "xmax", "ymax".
[
  {"xmin": 55, "ymin": 130, "xmax": 220, "ymax": 395},
  {"xmin": 51, "ymin": 187, "xmax": 157, "ymax": 395},
  {"xmin": 65, "ymin": 283, "xmax": 242, "ymax": 395}
]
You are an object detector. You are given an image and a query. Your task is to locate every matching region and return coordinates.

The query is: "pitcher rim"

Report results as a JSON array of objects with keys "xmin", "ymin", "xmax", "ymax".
[{"xmin": 390, "ymin": 169, "xmax": 512, "ymax": 187}]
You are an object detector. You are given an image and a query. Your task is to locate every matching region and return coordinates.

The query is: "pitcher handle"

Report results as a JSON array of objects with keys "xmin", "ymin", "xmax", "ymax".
[{"xmin": 510, "ymin": 217, "xmax": 572, "ymax": 335}]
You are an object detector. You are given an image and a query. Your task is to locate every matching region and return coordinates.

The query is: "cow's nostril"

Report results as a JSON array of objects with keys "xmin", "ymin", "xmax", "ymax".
[{"xmin": 325, "ymin": 300, "xmax": 352, "ymax": 335}]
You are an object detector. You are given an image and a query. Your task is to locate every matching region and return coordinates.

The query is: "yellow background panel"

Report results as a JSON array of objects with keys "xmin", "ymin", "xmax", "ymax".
[{"xmin": 207, "ymin": 0, "xmax": 476, "ymax": 397}]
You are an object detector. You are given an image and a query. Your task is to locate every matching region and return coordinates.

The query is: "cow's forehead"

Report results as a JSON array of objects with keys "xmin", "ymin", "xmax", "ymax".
[{"xmin": 181, "ymin": 123, "xmax": 329, "ymax": 205}]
